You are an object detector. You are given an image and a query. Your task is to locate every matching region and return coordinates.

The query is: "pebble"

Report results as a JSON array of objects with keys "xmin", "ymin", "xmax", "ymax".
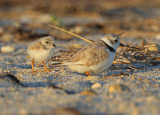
[
  {"xmin": 86, "ymin": 76, "xmax": 99, "ymax": 83},
  {"xmin": 131, "ymin": 77, "xmax": 135, "ymax": 81},
  {"xmin": 91, "ymin": 83, "xmax": 101, "ymax": 89},
  {"xmin": 146, "ymin": 96, "xmax": 157, "ymax": 102},
  {"xmin": 20, "ymin": 16, "xmax": 31, "ymax": 24},
  {"xmin": 53, "ymin": 108, "xmax": 81, "ymax": 115},
  {"xmin": 145, "ymin": 44, "xmax": 160, "ymax": 52},
  {"xmin": 108, "ymin": 84, "xmax": 131, "ymax": 93},
  {"xmin": 155, "ymin": 34, "xmax": 160, "ymax": 40},
  {"xmin": 18, "ymin": 108, "xmax": 28, "ymax": 114},
  {"xmin": 70, "ymin": 26, "xmax": 84, "ymax": 34},
  {"xmin": 36, "ymin": 14, "xmax": 52, "ymax": 23},
  {"xmin": 80, "ymin": 89, "xmax": 97, "ymax": 96},
  {"xmin": 1, "ymin": 46, "xmax": 15, "ymax": 53},
  {"xmin": 1, "ymin": 33, "xmax": 13, "ymax": 42}
]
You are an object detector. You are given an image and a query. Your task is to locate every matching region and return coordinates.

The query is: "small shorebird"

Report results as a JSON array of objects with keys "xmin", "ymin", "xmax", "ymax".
[
  {"xmin": 27, "ymin": 36, "xmax": 56, "ymax": 73},
  {"xmin": 59, "ymin": 33, "xmax": 120, "ymax": 75},
  {"xmin": 48, "ymin": 25, "xmax": 128, "ymax": 76}
]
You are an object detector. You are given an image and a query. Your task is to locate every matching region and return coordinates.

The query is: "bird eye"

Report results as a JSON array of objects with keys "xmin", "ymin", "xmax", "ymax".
[
  {"xmin": 46, "ymin": 41, "xmax": 49, "ymax": 44},
  {"xmin": 115, "ymin": 39, "xmax": 118, "ymax": 42}
]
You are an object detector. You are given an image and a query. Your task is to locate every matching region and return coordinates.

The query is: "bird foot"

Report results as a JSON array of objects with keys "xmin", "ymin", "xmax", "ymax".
[{"xmin": 86, "ymin": 71, "xmax": 90, "ymax": 76}]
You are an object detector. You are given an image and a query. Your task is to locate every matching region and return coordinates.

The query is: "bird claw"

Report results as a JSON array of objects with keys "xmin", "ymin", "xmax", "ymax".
[{"xmin": 86, "ymin": 71, "xmax": 90, "ymax": 76}]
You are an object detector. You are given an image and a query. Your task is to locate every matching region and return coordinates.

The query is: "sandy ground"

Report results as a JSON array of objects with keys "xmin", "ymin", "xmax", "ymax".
[{"xmin": 0, "ymin": 37, "xmax": 160, "ymax": 115}]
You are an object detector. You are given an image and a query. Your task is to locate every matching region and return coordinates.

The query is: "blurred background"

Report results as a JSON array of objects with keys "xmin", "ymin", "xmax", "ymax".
[{"xmin": 0, "ymin": 0, "xmax": 160, "ymax": 44}]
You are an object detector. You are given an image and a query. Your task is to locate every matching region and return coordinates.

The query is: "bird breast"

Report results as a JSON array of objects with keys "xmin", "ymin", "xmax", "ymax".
[{"xmin": 28, "ymin": 49, "xmax": 51, "ymax": 63}]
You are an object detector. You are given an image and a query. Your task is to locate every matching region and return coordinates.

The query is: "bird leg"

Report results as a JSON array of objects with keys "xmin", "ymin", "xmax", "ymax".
[
  {"xmin": 31, "ymin": 58, "xmax": 38, "ymax": 73},
  {"xmin": 42, "ymin": 61, "xmax": 51, "ymax": 72},
  {"xmin": 86, "ymin": 71, "xmax": 90, "ymax": 76}
]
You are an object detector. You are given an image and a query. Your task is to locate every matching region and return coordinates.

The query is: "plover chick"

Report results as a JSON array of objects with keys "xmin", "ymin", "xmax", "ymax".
[{"xmin": 27, "ymin": 36, "xmax": 56, "ymax": 73}]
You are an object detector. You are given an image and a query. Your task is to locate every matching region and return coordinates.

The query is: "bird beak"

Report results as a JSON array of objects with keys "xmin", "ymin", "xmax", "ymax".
[{"xmin": 53, "ymin": 44, "xmax": 56, "ymax": 47}]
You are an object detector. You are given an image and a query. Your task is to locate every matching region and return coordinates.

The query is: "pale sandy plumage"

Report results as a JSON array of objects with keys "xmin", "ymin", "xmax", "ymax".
[
  {"xmin": 27, "ymin": 36, "xmax": 56, "ymax": 73},
  {"xmin": 61, "ymin": 33, "xmax": 120, "ymax": 75}
]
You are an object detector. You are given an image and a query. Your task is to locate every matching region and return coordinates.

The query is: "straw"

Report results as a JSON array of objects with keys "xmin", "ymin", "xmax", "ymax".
[{"xmin": 48, "ymin": 24, "xmax": 93, "ymax": 43}]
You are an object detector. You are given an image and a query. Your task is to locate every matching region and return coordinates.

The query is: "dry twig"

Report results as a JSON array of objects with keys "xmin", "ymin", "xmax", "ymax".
[{"xmin": 48, "ymin": 24, "xmax": 93, "ymax": 43}]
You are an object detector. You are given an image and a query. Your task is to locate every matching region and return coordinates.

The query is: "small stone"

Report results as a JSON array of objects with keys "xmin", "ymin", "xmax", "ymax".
[
  {"xmin": 70, "ymin": 26, "xmax": 84, "ymax": 34},
  {"xmin": 151, "ymin": 25, "xmax": 159, "ymax": 32},
  {"xmin": 36, "ymin": 14, "xmax": 52, "ymax": 23},
  {"xmin": 20, "ymin": 16, "xmax": 31, "ymax": 24},
  {"xmin": 146, "ymin": 96, "xmax": 157, "ymax": 102},
  {"xmin": 18, "ymin": 109, "xmax": 28, "ymax": 114},
  {"xmin": 1, "ymin": 33, "xmax": 13, "ymax": 42},
  {"xmin": 86, "ymin": 76, "xmax": 99, "ymax": 83},
  {"xmin": 146, "ymin": 44, "xmax": 160, "ymax": 52},
  {"xmin": 80, "ymin": 89, "xmax": 97, "ymax": 96},
  {"xmin": 53, "ymin": 108, "xmax": 81, "ymax": 115},
  {"xmin": 91, "ymin": 83, "xmax": 101, "ymax": 89},
  {"xmin": 155, "ymin": 34, "xmax": 160, "ymax": 40},
  {"xmin": 3, "ymin": 70, "xmax": 10, "ymax": 73},
  {"xmin": 1, "ymin": 46, "xmax": 15, "ymax": 53},
  {"xmin": 131, "ymin": 77, "xmax": 135, "ymax": 81},
  {"xmin": 137, "ymin": 77, "xmax": 143, "ymax": 80},
  {"xmin": 156, "ymin": 83, "xmax": 159, "ymax": 87},
  {"xmin": 108, "ymin": 84, "xmax": 131, "ymax": 93}
]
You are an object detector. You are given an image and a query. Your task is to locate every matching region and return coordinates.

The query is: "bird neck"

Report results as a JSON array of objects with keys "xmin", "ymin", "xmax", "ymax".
[{"xmin": 101, "ymin": 40, "xmax": 116, "ymax": 53}]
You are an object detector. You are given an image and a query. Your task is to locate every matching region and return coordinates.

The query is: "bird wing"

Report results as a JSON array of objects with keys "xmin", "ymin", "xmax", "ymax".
[
  {"xmin": 67, "ymin": 41, "xmax": 109, "ymax": 66},
  {"xmin": 27, "ymin": 40, "xmax": 44, "ymax": 50}
]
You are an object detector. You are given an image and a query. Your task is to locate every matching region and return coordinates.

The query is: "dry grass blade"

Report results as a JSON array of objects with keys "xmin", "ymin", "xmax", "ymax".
[
  {"xmin": 128, "ymin": 66, "xmax": 138, "ymax": 70},
  {"xmin": 48, "ymin": 24, "xmax": 93, "ymax": 43},
  {"xmin": 118, "ymin": 28, "xmax": 133, "ymax": 37}
]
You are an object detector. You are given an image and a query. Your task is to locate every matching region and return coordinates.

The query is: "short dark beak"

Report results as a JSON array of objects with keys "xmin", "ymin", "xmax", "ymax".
[{"xmin": 53, "ymin": 44, "xmax": 56, "ymax": 47}]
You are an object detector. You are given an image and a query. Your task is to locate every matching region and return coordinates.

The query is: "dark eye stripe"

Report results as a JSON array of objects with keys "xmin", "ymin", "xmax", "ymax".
[{"xmin": 115, "ymin": 39, "xmax": 118, "ymax": 42}]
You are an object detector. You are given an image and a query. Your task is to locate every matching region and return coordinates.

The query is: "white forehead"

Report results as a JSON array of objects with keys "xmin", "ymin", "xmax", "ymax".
[
  {"xmin": 42, "ymin": 36, "xmax": 55, "ymax": 41},
  {"xmin": 101, "ymin": 33, "xmax": 119, "ymax": 47},
  {"xmin": 44, "ymin": 36, "xmax": 54, "ymax": 40},
  {"xmin": 101, "ymin": 34, "xmax": 119, "ymax": 42},
  {"xmin": 103, "ymin": 34, "xmax": 118, "ymax": 39}
]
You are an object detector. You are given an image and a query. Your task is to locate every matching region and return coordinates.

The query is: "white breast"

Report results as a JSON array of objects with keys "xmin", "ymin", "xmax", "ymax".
[
  {"xmin": 67, "ymin": 49, "xmax": 116, "ymax": 74},
  {"xmin": 28, "ymin": 49, "xmax": 51, "ymax": 63}
]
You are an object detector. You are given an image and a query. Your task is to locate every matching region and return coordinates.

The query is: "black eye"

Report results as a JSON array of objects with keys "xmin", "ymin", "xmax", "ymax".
[
  {"xmin": 115, "ymin": 39, "xmax": 118, "ymax": 42},
  {"xmin": 46, "ymin": 41, "xmax": 49, "ymax": 44}
]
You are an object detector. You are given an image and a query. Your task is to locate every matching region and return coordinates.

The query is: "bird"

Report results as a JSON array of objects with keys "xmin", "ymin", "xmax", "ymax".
[
  {"xmin": 27, "ymin": 36, "xmax": 56, "ymax": 73},
  {"xmin": 58, "ymin": 33, "xmax": 120, "ymax": 75}
]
